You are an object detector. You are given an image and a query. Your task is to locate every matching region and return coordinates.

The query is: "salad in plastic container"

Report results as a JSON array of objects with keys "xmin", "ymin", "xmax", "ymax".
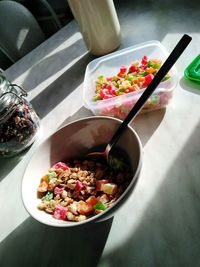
[{"xmin": 83, "ymin": 40, "xmax": 178, "ymax": 119}]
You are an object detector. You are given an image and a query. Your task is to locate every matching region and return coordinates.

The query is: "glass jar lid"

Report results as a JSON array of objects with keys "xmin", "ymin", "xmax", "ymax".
[{"xmin": 0, "ymin": 69, "xmax": 27, "ymax": 97}]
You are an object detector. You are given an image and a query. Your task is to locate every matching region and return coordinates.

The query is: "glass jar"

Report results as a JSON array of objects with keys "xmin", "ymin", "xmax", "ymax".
[{"xmin": 0, "ymin": 73, "xmax": 40, "ymax": 157}]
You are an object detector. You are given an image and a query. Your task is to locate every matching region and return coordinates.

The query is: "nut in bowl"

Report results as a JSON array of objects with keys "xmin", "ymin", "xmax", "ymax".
[
  {"xmin": 83, "ymin": 40, "xmax": 178, "ymax": 119},
  {"xmin": 21, "ymin": 117, "xmax": 142, "ymax": 227}
]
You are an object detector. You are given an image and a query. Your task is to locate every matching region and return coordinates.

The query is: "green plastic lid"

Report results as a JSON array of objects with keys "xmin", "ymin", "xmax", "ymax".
[{"xmin": 184, "ymin": 54, "xmax": 200, "ymax": 84}]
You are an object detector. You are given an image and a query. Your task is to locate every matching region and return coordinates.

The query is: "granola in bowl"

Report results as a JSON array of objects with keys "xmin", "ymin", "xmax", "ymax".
[{"xmin": 37, "ymin": 159, "xmax": 132, "ymax": 222}]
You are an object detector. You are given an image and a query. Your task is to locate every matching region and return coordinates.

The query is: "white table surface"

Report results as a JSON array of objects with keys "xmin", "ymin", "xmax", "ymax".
[{"xmin": 1, "ymin": 1, "xmax": 200, "ymax": 266}]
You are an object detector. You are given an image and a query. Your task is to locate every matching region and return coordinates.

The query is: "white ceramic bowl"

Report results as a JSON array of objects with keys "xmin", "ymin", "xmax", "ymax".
[{"xmin": 21, "ymin": 116, "xmax": 143, "ymax": 227}]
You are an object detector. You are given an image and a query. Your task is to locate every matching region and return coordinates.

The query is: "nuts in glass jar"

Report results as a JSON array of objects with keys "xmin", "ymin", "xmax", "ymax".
[{"xmin": 0, "ymin": 92, "xmax": 40, "ymax": 157}]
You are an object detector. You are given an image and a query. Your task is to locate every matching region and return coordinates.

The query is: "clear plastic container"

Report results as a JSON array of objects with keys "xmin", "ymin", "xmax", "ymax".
[{"xmin": 83, "ymin": 40, "xmax": 178, "ymax": 119}]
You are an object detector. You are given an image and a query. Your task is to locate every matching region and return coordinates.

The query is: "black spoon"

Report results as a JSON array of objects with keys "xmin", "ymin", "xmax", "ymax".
[{"xmin": 87, "ymin": 34, "xmax": 192, "ymax": 164}]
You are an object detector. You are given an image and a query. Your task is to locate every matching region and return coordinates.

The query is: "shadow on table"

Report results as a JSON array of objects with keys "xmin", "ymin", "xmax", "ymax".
[
  {"xmin": 30, "ymin": 52, "xmax": 94, "ymax": 119},
  {"xmin": 59, "ymin": 106, "xmax": 94, "ymax": 127},
  {"xmin": 99, "ymin": 120, "xmax": 200, "ymax": 267},
  {"xmin": 5, "ymin": 21, "xmax": 83, "ymax": 82},
  {"xmin": 21, "ymin": 38, "xmax": 91, "ymax": 93},
  {"xmin": 131, "ymin": 108, "xmax": 166, "ymax": 147},
  {"xmin": 0, "ymin": 216, "xmax": 114, "ymax": 267},
  {"xmin": 0, "ymin": 147, "xmax": 32, "ymax": 182},
  {"xmin": 0, "ymin": 157, "xmax": 21, "ymax": 182},
  {"xmin": 179, "ymin": 76, "xmax": 200, "ymax": 95}
]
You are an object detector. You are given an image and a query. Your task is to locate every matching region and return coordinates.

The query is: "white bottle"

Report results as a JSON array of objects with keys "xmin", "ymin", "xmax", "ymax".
[{"xmin": 67, "ymin": 0, "xmax": 121, "ymax": 56}]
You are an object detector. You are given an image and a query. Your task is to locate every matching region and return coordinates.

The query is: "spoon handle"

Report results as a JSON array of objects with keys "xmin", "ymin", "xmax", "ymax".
[{"xmin": 108, "ymin": 34, "xmax": 192, "ymax": 150}]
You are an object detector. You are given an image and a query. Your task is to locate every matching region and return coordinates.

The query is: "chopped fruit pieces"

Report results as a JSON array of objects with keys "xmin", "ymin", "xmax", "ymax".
[
  {"xmin": 37, "ymin": 158, "xmax": 132, "ymax": 222},
  {"xmin": 92, "ymin": 55, "xmax": 170, "ymax": 102}
]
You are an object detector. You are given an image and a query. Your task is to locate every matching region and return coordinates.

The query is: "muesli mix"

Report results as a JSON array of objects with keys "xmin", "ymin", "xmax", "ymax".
[{"xmin": 37, "ymin": 158, "xmax": 132, "ymax": 222}]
